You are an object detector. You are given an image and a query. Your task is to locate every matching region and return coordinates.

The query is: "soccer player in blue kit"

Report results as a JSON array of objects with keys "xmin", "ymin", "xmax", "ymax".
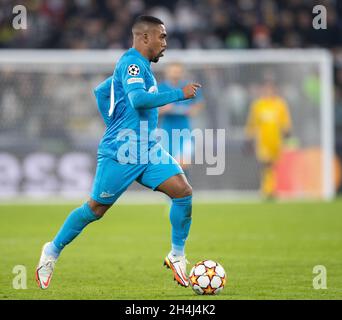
[{"xmin": 36, "ymin": 16, "xmax": 201, "ymax": 289}]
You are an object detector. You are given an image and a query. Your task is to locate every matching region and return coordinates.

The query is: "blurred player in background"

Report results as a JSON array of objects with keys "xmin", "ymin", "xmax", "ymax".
[
  {"xmin": 245, "ymin": 77, "xmax": 292, "ymax": 199},
  {"xmin": 158, "ymin": 63, "xmax": 204, "ymax": 175},
  {"xmin": 36, "ymin": 16, "xmax": 201, "ymax": 289}
]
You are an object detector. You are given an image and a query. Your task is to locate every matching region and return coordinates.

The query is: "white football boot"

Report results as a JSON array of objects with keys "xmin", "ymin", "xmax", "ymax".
[
  {"xmin": 35, "ymin": 242, "xmax": 57, "ymax": 289},
  {"xmin": 163, "ymin": 251, "xmax": 189, "ymax": 287}
]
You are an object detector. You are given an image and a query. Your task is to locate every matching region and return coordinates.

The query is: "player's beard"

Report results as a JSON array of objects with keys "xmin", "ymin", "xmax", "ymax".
[{"xmin": 151, "ymin": 50, "xmax": 165, "ymax": 63}]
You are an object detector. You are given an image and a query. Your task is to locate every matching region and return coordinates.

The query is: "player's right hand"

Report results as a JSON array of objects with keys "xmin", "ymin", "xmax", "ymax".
[{"xmin": 182, "ymin": 83, "xmax": 201, "ymax": 99}]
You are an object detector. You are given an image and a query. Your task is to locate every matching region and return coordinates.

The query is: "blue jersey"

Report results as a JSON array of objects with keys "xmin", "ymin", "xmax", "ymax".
[
  {"xmin": 94, "ymin": 48, "xmax": 160, "ymax": 162},
  {"xmin": 158, "ymin": 80, "xmax": 203, "ymax": 131}
]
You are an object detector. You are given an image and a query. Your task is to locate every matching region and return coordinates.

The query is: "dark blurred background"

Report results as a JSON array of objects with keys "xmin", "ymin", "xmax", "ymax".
[
  {"xmin": 1, "ymin": 0, "xmax": 342, "ymax": 156},
  {"xmin": 1, "ymin": 0, "xmax": 341, "ymax": 50},
  {"xmin": 0, "ymin": 0, "xmax": 342, "ymax": 50},
  {"xmin": 0, "ymin": 0, "xmax": 341, "ymax": 197}
]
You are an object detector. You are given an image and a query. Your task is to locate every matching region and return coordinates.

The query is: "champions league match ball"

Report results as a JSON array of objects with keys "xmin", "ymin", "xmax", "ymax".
[{"xmin": 189, "ymin": 260, "xmax": 226, "ymax": 295}]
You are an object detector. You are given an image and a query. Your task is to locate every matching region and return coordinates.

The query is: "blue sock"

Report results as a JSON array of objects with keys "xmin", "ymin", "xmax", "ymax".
[
  {"xmin": 46, "ymin": 203, "xmax": 100, "ymax": 258},
  {"xmin": 169, "ymin": 195, "xmax": 192, "ymax": 256}
]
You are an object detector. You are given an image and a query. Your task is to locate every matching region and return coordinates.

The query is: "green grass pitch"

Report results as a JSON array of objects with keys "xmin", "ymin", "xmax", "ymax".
[{"xmin": 0, "ymin": 200, "xmax": 342, "ymax": 300}]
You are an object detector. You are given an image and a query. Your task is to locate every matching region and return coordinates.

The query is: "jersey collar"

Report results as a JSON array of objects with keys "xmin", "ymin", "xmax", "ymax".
[{"xmin": 129, "ymin": 48, "xmax": 151, "ymax": 66}]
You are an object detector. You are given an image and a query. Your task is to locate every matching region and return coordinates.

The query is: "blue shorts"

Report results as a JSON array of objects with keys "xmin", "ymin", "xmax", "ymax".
[{"xmin": 91, "ymin": 148, "xmax": 183, "ymax": 205}]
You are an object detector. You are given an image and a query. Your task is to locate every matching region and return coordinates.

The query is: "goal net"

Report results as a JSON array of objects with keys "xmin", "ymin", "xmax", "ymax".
[{"xmin": 0, "ymin": 49, "xmax": 334, "ymax": 201}]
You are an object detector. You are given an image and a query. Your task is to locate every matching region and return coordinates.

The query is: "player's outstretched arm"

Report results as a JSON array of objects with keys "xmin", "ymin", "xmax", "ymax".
[{"xmin": 128, "ymin": 83, "xmax": 201, "ymax": 110}]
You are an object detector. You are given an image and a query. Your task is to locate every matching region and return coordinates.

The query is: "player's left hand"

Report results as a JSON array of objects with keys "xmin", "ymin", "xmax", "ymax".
[{"xmin": 182, "ymin": 83, "xmax": 202, "ymax": 99}]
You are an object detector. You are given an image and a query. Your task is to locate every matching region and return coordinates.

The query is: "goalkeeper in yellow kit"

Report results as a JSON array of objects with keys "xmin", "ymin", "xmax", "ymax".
[{"xmin": 245, "ymin": 78, "xmax": 292, "ymax": 199}]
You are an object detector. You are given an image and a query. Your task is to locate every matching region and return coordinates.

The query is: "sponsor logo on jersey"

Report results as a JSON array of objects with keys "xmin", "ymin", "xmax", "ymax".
[{"xmin": 127, "ymin": 77, "xmax": 144, "ymax": 85}]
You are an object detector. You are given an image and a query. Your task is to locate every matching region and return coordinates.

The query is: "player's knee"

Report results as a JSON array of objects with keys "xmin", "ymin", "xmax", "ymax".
[
  {"xmin": 88, "ymin": 199, "xmax": 112, "ymax": 218},
  {"xmin": 179, "ymin": 183, "xmax": 192, "ymax": 198}
]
